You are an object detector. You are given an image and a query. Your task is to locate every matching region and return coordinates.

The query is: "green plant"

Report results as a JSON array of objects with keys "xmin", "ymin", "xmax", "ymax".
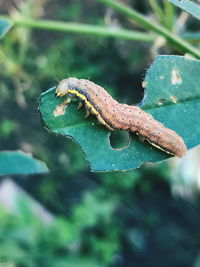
[
  {"xmin": 1, "ymin": 1, "xmax": 200, "ymax": 266},
  {"xmin": 1, "ymin": 0, "xmax": 200, "ymax": 172}
]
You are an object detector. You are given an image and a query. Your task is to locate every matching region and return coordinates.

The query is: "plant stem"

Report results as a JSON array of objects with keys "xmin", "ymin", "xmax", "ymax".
[
  {"xmin": 0, "ymin": 16, "xmax": 154, "ymax": 42},
  {"xmin": 163, "ymin": 1, "xmax": 175, "ymax": 31},
  {"xmin": 148, "ymin": 0, "xmax": 166, "ymax": 25},
  {"xmin": 94, "ymin": 0, "xmax": 200, "ymax": 58}
]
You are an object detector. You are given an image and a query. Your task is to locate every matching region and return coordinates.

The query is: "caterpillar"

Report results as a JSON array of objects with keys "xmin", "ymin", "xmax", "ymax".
[{"xmin": 55, "ymin": 78, "xmax": 187, "ymax": 157}]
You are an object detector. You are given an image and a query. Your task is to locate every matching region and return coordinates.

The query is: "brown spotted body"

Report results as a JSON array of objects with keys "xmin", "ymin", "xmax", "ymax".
[{"xmin": 55, "ymin": 78, "xmax": 187, "ymax": 157}]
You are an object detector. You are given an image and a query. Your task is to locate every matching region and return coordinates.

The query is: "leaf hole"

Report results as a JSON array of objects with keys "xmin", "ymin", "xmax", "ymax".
[
  {"xmin": 172, "ymin": 66, "xmax": 182, "ymax": 85},
  {"xmin": 109, "ymin": 130, "xmax": 130, "ymax": 150},
  {"xmin": 158, "ymin": 98, "xmax": 166, "ymax": 105},
  {"xmin": 54, "ymin": 101, "xmax": 68, "ymax": 117}
]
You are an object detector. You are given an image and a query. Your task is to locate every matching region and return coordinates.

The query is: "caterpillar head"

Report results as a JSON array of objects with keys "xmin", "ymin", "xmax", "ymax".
[{"xmin": 55, "ymin": 78, "xmax": 78, "ymax": 97}]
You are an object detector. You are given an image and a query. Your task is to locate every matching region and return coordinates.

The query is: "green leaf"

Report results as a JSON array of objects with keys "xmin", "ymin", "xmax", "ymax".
[
  {"xmin": 181, "ymin": 31, "xmax": 200, "ymax": 41},
  {"xmin": 168, "ymin": 0, "xmax": 200, "ymax": 20},
  {"xmin": 0, "ymin": 19, "xmax": 12, "ymax": 39},
  {"xmin": 143, "ymin": 56, "xmax": 200, "ymax": 150},
  {"xmin": 0, "ymin": 151, "xmax": 48, "ymax": 175},
  {"xmin": 39, "ymin": 56, "xmax": 200, "ymax": 171}
]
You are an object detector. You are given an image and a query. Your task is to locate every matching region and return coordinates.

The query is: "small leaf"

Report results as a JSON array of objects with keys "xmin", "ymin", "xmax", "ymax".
[
  {"xmin": 0, "ymin": 19, "xmax": 12, "ymax": 39},
  {"xmin": 0, "ymin": 151, "xmax": 48, "ymax": 175},
  {"xmin": 39, "ymin": 56, "xmax": 200, "ymax": 171},
  {"xmin": 168, "ymin": 0, "xmax": 200, "ymax": 20},
  {"xmin": 181, "ymin": 31, "xmax": 200, "ymax": 41}
]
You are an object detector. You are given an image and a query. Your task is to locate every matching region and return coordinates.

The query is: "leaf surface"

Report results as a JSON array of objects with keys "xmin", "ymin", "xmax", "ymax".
[{"xmin": 168, "ymin": 0, "xmax": 200, "ymax": 19}]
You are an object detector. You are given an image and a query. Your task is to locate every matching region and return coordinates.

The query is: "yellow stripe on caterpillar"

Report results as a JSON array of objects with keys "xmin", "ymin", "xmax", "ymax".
[
  {"xmin": 147, "ymin": 140, "xmax": 175, "ymax": 156},
  {"xmin": 68, "ymin": 89, "xmax": 114, "ymax": 131}
]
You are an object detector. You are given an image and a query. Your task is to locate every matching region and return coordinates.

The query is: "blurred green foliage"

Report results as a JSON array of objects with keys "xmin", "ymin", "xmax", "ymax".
[
  {"xmin": 1, "ymin": 0, "xmax": 200, "ymax": 266},
  {"xmin": 1, "ymin": 165, "xmax": 200, "ymax": 266},
  {"xmin": 0, "ymin": 119, "xmax": 18, "ymax": 139}
]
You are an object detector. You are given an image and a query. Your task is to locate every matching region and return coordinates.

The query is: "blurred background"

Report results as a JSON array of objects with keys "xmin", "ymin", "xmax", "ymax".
[{"xmin": 0, "ymin": 0, "xmax": 200, "ymax": 266}]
